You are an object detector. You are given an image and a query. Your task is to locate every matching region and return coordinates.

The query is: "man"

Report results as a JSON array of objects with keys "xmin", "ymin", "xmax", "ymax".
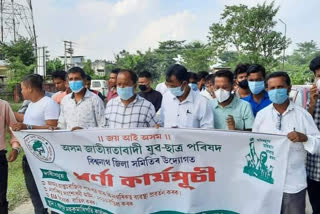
[
  {"xmin": 155, "ymin": 81, "xmax": 168, "ymax": 95},
  {"xmin": 138, "ymin": 71, "xmax": 162, "ymax": 112},
  {"xmin": 58, "ymin": 67, "xmax": 105, "ymax": 130},
  {"xmin": 306, "ymin": 55, "xmax": 320, "ymax": 214},
  {"xmin": 242, "ymin": 64, "xmax": 271, "ymax": 116},
  {"xmin": 200, "ymin": 74, "xmax": 215, "ymax": 100},
  {"xmin": 233, "ymin": 63, "xmax": 251, "ymax": 98},
  {"xmin": 159, "ymin": 64, "xmax": 213, "ymax": 128},
  {"xmin": 0, "ymin": 100, "xmax": 20, "ymax": 214},
  {"xmin": 197, "ymin": 71, "xmax": 209, "ymax": 91},
  {"xmin": 12, "ymin": 74, "xmax": 60, "ymax": 214},
  {"xmin": 105, "ymin": 68, "xmax": 119, "ymax": 103},
  {"xmin": 209, "ymin": 70, "xmax": 254, "ymax": 130},
  {"xmin": 84, "ymin": 74, "xmax": 105, "ymax": 102},
  {"xmin": 188, "ymin": 72, "xmax": 200, "ymax": 93},
  {"xmin": 105, "ymin": 69, "xmax": 158, "ymax": 128},
  {"xmin": 51, "ymin": 70, "xmax": 70, "ymax": 104},
  {"xmin": 253, "ymin": 71, "xmax": 320, "ymax": 214}
]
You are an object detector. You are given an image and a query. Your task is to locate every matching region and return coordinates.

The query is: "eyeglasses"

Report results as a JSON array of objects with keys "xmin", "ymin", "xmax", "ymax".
[{"xmin": 276, "ymin": 114, "xmax": 282, "ymax": 130}]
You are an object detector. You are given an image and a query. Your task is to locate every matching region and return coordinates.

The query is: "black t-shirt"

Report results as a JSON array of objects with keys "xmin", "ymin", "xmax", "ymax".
[{"xmin": 138, "ymin": 89, "xmax": 162, "ymax": 112}]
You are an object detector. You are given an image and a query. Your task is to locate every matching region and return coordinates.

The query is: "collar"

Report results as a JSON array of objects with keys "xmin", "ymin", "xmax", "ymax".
[
  {"xmin": 116, "ymin": 94, "xmax": 139, "ymax": 105},
  {"xmin": 271, "ymin": 100, "xmax": 295, "ymax": 115},
  {"xmin": 248, "ymin": 90, "xmax": 268, "ymax": 101},
  {"xmin": 173, "ymin": 89, "xmax": 194, "ymax": 104},
  {"xmin": 71, "ymin": 88, "xmax": 90, "ymax": 99},
  {"xmin": 215, "ymin": 96, "xmax": 238, "ymax": 109}
]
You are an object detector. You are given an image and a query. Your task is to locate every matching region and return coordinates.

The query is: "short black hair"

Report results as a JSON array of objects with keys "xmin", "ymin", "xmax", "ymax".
[
  {"xmin": 198, "ymin": 71, "xmax": 209, "ymax": 81},
  {"xmin": 188, "ymin": 72, "xmax": 199, "ymax": 82},
  {"xmin": 309, "ymin": 56, "xmax": 320, "ymax": 73},
  {"xmin": 119, "ymin": 69, "xmax": 138, "ymax": 84},
  {"xmin": 22, "ymin": 74, "xmax": 43, "ymax": 91},
  {"xmin": 234, "ymin": 63, "xmax": 250, "ymax": 78},
  {"xmin": 214, "ymin": 69, "xmax": 234, "ymax": 85},
  {"xmin": 205, "ymin": 73, "xmax": 215, "ymax": 84},
  {"xmin": 84, "ymin": 74, "xmax": 92, "ymax": 81},
  {"xmin": 111, "ymin": 68, "xmax": 120, "ymax": 75},
  {"xmin": 166, "ymin": 64, "xmax": 189, "ymax": 83},
  {"xmin": 52, "ymin": 70, "xmax": 67, "ymax": 81},
  {"xmin": 67, "ymin": 67, "xmax": 85, "ymax": 79},
  {"xmin": 247, "ymin": 64, "xmax": 266, "ymax": 79},
  {"xmin": 266, "ymin": 71, "xmax": 291, "ymax": 86},
  {"xmin": 138, "ymin": 71, "xmax": 152, "ymax": 79}
]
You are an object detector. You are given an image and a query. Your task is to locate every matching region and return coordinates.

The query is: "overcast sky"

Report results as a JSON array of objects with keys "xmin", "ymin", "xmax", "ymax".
[{"xmin": 31, "ymin": 0, "xmax": 320, "ymax": 61}]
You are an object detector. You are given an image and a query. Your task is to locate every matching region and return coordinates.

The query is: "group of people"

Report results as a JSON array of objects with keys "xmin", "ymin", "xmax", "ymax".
[{"xmin": 1, "ymin": 55, "xmax": 320, "ymax": 214}]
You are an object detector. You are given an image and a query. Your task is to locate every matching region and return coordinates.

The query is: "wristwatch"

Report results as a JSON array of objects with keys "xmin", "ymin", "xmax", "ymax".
[
  {"xmin": 12, "ymin": 147, "xmax": 20, "ymax": 154},
  {"xmin": 27, "ymin": 124, "xmax": 33, "ymax": 130}
]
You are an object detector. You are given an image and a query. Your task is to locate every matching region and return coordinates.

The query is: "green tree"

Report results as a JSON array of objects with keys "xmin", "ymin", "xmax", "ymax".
[
  {"xmin": 46, "ymin": 58, "xmax": 64, "ymax": 75},
  {"xmin": 208, "ymin": 1, "xmax": 289, "ymax": 70},
  {"xmin": 83, "ymin": 59, "xmax": 95, "ymax": 76}
]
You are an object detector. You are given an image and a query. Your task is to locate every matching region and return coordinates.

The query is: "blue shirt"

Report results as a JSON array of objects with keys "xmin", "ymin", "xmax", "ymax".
[{"xmin": 242, "ymin": 91, "xmax": 271, "ymax": 117}]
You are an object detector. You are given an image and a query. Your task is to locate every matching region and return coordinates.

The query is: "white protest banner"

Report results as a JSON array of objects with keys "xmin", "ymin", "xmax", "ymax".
[{"xmin": 13, "ymin": 128, "xmax": 290, "ymax": 214}]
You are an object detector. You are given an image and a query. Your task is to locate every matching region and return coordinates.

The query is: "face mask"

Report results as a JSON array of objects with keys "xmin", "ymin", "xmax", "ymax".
[
  {"xmin": 117, "ymin": 86, "xmax": 134, "ymax": 100},
  {"xmin": 188, "ymin": 83, "xmax": 198, "ymax": 91},
  {"xmin": 268, "ymin": 88, "xmax": 288, "ymax": 104},
  {"xmin": 138, "ymin": 84, "xmax": 147, "ymax": 92},
  {"xmin": 248, "ymin": 81, "xmax": 265, "ymax": 95},
  {"xmin": 214, "ymin": 88, "xmax": 231, "ymax": 103},
  {"xmin": 168, "ymin": 85, "xmax": 184, "ymax": 97},
  {"xmin": 238, "ymin": 79, "xmax": 249, "ymax": 89},
  {"xmin": 69, "ymin": 80, "xmax": 83, "ymax": 93},
  {"xmin": 316, "ymin": 79, "xmax": 320, "ymax": 90}
]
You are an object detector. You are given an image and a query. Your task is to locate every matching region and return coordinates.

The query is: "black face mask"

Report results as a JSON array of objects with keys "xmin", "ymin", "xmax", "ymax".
[
  {"xmin": 139, "ymin": 84, "xmax": 148, "ymax": 91},
  {"xmin": 238, "ymin": 79, "xmax": 249, "ymax": 89}
]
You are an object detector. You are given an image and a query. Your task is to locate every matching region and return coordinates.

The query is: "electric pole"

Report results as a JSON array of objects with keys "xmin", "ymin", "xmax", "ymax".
[{"xmin": 63, "ymin": 40, "xmax": 74, "ymax": 70}]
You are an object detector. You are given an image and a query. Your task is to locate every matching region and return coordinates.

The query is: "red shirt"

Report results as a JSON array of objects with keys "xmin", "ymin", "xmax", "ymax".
[{"xmin": 106, "ymin": 87, "xmax": 118, "ymax": 103}]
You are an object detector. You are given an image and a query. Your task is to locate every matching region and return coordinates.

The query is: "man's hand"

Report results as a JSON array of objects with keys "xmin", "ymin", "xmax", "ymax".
[
  {"xmin": 71, "ymin": 127, "xmax": 83, "ymax": 131},
  {"xmin": 287, "ymin": 131, "xmax": 308, "ymax": 142},
  {"xmin": 154, "ymin": 124, "xmax": 160, "ymax": 129},
  {"xmin": 226, "ymin": 115, "xmax": 235, "ymax": 130},
  {"xmin": 11, "ymin": 122, "xmax": 27, "ymax": 131},
  {"xmin": 310, "ymin": 84, "xmax": 318, "ymax": 104},
  {"xmin": 7, "ymin": 149, "xmax": 19, "ymax": 162},
  {"xmin": 48, "ymin": 126, "xmax": 60, "ymax": 131}
]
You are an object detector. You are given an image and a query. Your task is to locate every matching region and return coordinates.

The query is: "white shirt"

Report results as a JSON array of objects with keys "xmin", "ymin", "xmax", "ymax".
[
  {"xmin": 24, "ymin": 96, "xmax": 60, "ymax": 126},
  {"xmin": 155, "ymin": 82, "xmax": 168, "ymax": 95},
  {"xmin": 58, "ymin": 89, "xmax": 105, "ymax": 129},
  {"xmin": 159, "ymin": 89, "xmax": 213, "ymax": 128},
  {"xmin": 200, "ymin": 89, "xmax": 213, "ymax": 100},
  {"xmin": 253, "ymin": 101, "xmax": 320, "ymax": 194}
]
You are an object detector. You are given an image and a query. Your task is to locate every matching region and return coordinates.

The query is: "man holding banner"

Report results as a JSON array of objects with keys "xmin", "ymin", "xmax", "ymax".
[{"xmin": 253, "ymin": 71, "xmax": 320, "ymax": 214}]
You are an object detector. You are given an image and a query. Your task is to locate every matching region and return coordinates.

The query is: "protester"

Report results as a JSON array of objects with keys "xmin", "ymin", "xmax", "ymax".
[
  {"xmin": 11, "ymin": 74, "xmax": 60, "ymax": 214},
  {"xmin": 138, "ymin": 71, "xmax": 162, "ymax": 112},
  {"xmin": 155, "ymin": 81, "xmax": 168, "ymax": 95},
  {"xmin": 105, "ymin": 69, "xmax": 158, "ymax": 128},
  {"xmin": 306, "ymin": 55, "xmax": 320, "ymax": 214},
  {"xmin": 57, "ymin": 67, "xmax": 105, "ymax": 130},
  {"xmin": 197, "ymin": 71, "xmax": 209, "ymax": 91},
  {"xmin": 234, "ymin": 63, "xmax": 251, "ymax": 98},
  {"xmin": 200, "ymin": 73, "xmax": 215, "ymax": 100},
  {"xmin": 253, "ymin": 71, "xmax": 320, "ymax": 214},
  {"xmin": 210, "ymin": 69, "xmax": 254, "ymax": 130},
  {"xmin": 0, "ymin": 100, "xmax": 20, "ymax": 214},
  {"xmin": 188, "ymin": 72, "xmax": 200, "ymax": 93},
  {"xmin": 242, "ymin": 64, "xmax": 271, "ymax": 116},
  {"xmin": 84, "ymin": 74, "xmax": 106, "ymax": 102},
  {"xmin": 159, "ymin": 64, "xmax": 213, "ymax": 128},
  {"xmin": 105, "ymin": 68, "xmax": 119, "ymax": 103},
  {"xmin": 51, "ymin": 70, "xmax": 70, "ymax": 104}
]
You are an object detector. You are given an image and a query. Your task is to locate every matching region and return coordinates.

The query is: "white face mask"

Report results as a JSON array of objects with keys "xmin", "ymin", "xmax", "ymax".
[
  {"xmin": 214, "ymin": 88, "xmax": 231, "ymax": 103},
  {"xmin": 316, "ymin": 79, "xmax": 320, "ymax": 90}
]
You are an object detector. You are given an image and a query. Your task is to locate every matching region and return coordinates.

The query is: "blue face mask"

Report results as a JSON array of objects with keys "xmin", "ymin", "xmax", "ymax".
[
  {"xmin": 268, "ymin": 88, "xmax": 288, "ymax": 104},
  {"xmin": 69, "ymin": 80, "xmax": 83, "ymax": 93},
  {"xmin": 117, "ymin": 86, "xmax": 134, "ymax": 100},
  {"xmin": 188, "ymin": 83, "xmax": 198, "ymax": 91},
  {"xmin": 248, "ymin": 81, "xmax": 265, "ymax": 95},
  {"xmin": 168, "ymin": 86, "xmax": 184, "ymax": 97}
]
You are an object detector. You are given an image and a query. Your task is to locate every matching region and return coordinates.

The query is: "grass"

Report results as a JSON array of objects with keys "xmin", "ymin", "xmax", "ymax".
[{"xmin": 5, "ymin": 102, "xmax": 29, "ymax": 211}]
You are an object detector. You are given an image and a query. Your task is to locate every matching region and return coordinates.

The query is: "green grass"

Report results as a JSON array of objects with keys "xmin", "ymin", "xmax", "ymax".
[{"xmin": 5, "ymin": 102, "xmax": 29, "ymax": 210}]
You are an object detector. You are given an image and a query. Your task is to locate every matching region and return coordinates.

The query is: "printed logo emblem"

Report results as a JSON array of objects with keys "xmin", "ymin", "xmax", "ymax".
[{"xmin": 24, "ymin": 134, "xmax": 55, "ymax": 163}]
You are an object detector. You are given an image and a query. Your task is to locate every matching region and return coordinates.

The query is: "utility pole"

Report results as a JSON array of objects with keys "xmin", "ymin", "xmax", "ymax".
[
  {"xmin": 0, "ymin": 0, "xmax": 3, "ymax": 42},
  {"xmin": 279, "ymin": 19, "xmax": 287, "ymax": 72},
  {"xmin": 36, "ymin": 46, "xmax": 48, "ymax": 77},
  {"xmin": 63, "ymin": 40, "xmax": 74, "ymax": 70},
  {"xmin": 11, "ymin": 0, "xmax": 16, "ymax": 41}
]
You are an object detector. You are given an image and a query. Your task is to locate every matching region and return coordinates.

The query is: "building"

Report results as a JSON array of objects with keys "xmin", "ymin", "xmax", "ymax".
[
  {"xmin": 58, "ymin": 56, "xmax": 85, "ymax": 68},
  {"xmin": 91, "ymin": 60, "xmax": 107, "ymax": 76}
]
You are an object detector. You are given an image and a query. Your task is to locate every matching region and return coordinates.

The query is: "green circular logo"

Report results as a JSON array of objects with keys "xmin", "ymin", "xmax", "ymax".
[{"xmin": 24, "ymin": 134, "xmax": 55, "ymax": 163}]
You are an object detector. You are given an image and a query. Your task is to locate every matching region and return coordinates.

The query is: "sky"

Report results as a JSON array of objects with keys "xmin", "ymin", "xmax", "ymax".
[{"xmin": 29, "ymin": 0, "xmax": 320, "ymax": 61}]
